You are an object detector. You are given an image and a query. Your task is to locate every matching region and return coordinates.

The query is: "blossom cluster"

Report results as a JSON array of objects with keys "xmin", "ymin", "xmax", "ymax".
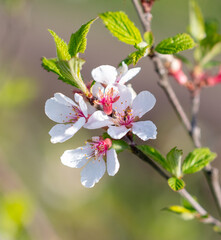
[{"xmin": 45, "ymin": 63, "xmax": 157, "ymax": 188}]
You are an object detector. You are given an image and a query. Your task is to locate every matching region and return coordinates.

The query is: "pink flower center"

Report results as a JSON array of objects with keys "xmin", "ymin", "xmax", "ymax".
[
  {"xmin": 68, "ymin": 106, "xmax": 87, "ymax": 123},
  {"xmin": 113, "ymin": 106, "xmax": 137, "ymax": 128},
  {"xmin": 96, "ymin": 87, "xmax": 120, "ymax": 115},
  {"xmin": 89, "ymin": 137, "xmax": 112, "ymax": 159}
]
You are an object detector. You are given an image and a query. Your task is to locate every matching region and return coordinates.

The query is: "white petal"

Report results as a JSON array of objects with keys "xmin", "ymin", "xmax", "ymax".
[
  {"xmin": 84, "ymin": 111, "xmax": 112, "ymax": 129},
  {"xmin": 81, "ymin": 157, "xmax": 106, "ymax": 188},
  {"xmin": 86, "ymin": 102, "xmax": 96, "ymax": 115},
  {"xmin": 49, "ymin": 118, "xmax": 86, "ymax": 143},
  {"xmin": 107, "ymin": 125, "xmax": 130, "ymax": 139},
  {"xmin": 112, "ymin": 85, "xmax": 132, "ymax": 114},
  {"xmin": 132, "ymin": 91, "xmax": 156, "ymax": 118},
  {"xmin": 61, "ymin": 145, "xmax": 92, "ymax": 168},
  {"xmin": 119, "ymin": 67, "xmax": 141, "ymax": 84},
  {"xmin": 45, "ymin": 96, "xmax": 75, "ymax": 123},
  {"xmin": 91, "ymin": 82, "xmax": 104, "ymax": 99},
  {"xmin": 54, "ymin": 93, "xmax": 76, "ymax": 107},
  {"xmin": 132, "ymin": 121, "xmax": 157, "ymax": 141},
  {"xmin": 74, "ymin": 94, "xmax": 88, "ymax": 117},
  {"xmin": 127, "ymin": 84, "xmax": 137, "ymax": 100},
  {"xmin": 106, "ymin": 149, "xmax": 120, "ymax": 176},
  {"xmin": 91, "ymin": 65, "xmax": 117, "ymax": 85}
]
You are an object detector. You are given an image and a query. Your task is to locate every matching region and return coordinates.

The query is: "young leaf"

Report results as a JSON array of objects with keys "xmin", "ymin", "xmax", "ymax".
[
  {"xmin": 48, "ymin": 29, "xmax": 71, "ymax": 61},
  {"xmin": 189, "ymin": 0, "xmax": 206, "ymax": 41},
  {"xmin": 42, "ymin": 57, "xmax": 61, "ymax": 75},
  {"xmin": 112, "ymin": 140, "xmax": 129, "ymax": 153},
  {"xmin": 143, "ymin": 31, "xmax": 154, "ymax": 46},
  {"xmin": 137, "ymin": 145, "xmax": 170, "ymax": 171},
  {"xmin": 56, "ymin": 57, "xmax": 88, "ymax": 93},
  {"xmin": 200, "ymin": 41, "xmax": 221, "ymax": 66},
  {"xmin": 99, "ymin": 11, "xmax": 143, "ymax": 45},
  {"xmin": 155, "ymin": 33, "xmax": 195, "ymax": 54},
  {"xmin": 122, "ymin": 46, "xmax": 148, "ymax": 65},
  {"xmin": 181, "ymin": 197, "xmax": 197, "ymax": 212},
  {"xmin": 42, "ymin": 57, "xmax": 78, "ymax": 87},
  {"xmin": 205, "ymin": 19, "xmax": 219, "ymax": 37},
  {"xmin": 168, "ymin": 177, "xmax": 185, "ymax": 191},
  {"xmin": 166, "ymin": 147, "xmax": 183, "ymax": 178},
  {"xmin": 163, "ymin": 205, "xmax": 195, "ymax": 220},
  {"xmin": 182, "ymin": 148, "xmax": 216, "ymax": 174},
  {"xmin": 68, "ymin": 18, "xmax": 97, "ymax": 57}
]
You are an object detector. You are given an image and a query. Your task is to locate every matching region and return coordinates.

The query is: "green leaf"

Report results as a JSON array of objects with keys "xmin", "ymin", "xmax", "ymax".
[
  {"xmin": 166, "ymin": 147, "xmax": 183, "ymax": 178},
  {"xmin": 42, "ymin": 57, "xmax": 61, "ymax": 75},
  {"xmin": 181, "ymin": 197, "xmax": 197, "ymax": 212},
  {"xmin": 143, "ymin": 31, "xmax": 154, "ymax": 46},
  {"xmin": 122, "ymin": 46, "xmax": 148, "ymax": 65},
  {"xmin": 112, "ymin": 140, "xmax": 129, "ymax": 153},
  {"xmin": 137, "ymin": 145, "xmax": 170, "ymax": 171},
  {"xmin": 205, "ymin": 19, "xmax": 219, "ymax": 37},
  {"xmin": 163, "ymin": 205, "xmax": 195, "ymax": 220},
  {"xmin": 68, "ymin": 18, "xmax": 97, "ymax": 57},
  {"xmin": 189, "ymin": 0, "xmax": 206, "ymax": 41},
  {"xmin": 168, "ymin": 177, "xmax": 185, "ymax": 191},
  {"xmin": 99, "ymin": 11, "xmax": 142, "ymax": 45},
  {"xmin": 56, "ymin": 57, "xmax": 87, "ymax": 92},
  {"xmin": 182, "ymin": 148, "xmax": 216, "ymax": 174},
  {"xmin": 200, "ymin": 41, "xmax": 221, "ymax": 66},
  {"xmin": 48, "ymin": 29, "xmax": 71, "ymax": 60},
  {"xmin": 42, "ymin": 57, "xmax": 79, "ymax": 87},
  {"xmin": 155, "ymin": 33, "xmax": 196, "ymax": 54}
]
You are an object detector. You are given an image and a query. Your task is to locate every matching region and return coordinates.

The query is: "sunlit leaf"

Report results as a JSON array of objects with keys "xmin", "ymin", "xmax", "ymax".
[
  {"xmin": 166, "ymin": 147, "xmax": 183, "ymax": 178},
  {"xmin": 182, "ymin": 148, "xmax": 216, "ymax": 174},
  {"xmin": 143, "ymin": 31, "xmax": 154, "ymax": 46},
  {"xmin": 48, "ymin": 29, "xmax": 71, "ymax": 60},
  {"xmin": 69, "ymin": 18, "xmax": 97, "ymax": 57},
  {"xmin": 137, "ymin": 145, "xmax": 170, "ymax": 171},
  {"xmin": 155, "ymin": 33, "xmax": 196, "ymax": 54},
  {"xmin": 189, "ymin": 0, "xmax": 206, "ymax": 41},
  {"xmin": 168, "ymin": 177, "xmax": 185, "ymax": 191},
  {"xmin": 99, "ymin": 11, "xmax": 143, "ymax": 45}
]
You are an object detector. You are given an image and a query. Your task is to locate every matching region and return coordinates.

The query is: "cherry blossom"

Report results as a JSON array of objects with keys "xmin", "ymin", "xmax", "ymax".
[
  {"xmin": 61, "ymin": 137, "xmax": 119, "ymax": 188},
  {"xmin": 91, "ymin": 62, "xmax": 141, "ymax": 85},
  {"xmin": 108, "ymin": 90, "xmax": 157, "ymax": 140},
  {"xmin": 91, "ymin": 82, "xmax": 120, "ymax": 115},
  {"xmin": 87, "ymin": 88, "xmax": 157, "ymax": 141},
  {"xmin": 45, "ymin": 93, "xmax": 90, "ymax": 143}
]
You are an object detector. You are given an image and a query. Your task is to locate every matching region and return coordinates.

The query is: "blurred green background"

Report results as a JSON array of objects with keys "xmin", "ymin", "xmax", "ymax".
[{"xmin": 0, "ymin": 0, "xmax": 221, "ymax": 239}]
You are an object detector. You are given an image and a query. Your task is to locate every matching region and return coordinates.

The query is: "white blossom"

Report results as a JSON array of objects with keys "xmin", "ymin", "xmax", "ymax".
[
  {"xmin": 61, "ymin": 137, "xmax": 119, "ymax": 188},
  {"xmin": 45, "ymin": 93, "xmax": 89, "ymax": 143}
]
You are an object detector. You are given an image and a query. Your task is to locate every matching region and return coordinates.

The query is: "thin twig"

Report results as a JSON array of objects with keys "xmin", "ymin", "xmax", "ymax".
[
  {"xmin": 191, "ymin": 91, "xmax": 201, "ymax": 148},
  {"xmin": 132, "ymin": 0, "xmax": 221, "ymax": 218},
  {"xmin": 129, "ymin": 144, "xmax": 221, "ymax": 227}
]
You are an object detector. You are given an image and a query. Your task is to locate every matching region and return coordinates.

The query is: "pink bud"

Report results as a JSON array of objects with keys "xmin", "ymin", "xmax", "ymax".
[{"xmin": 207, "ymin": 68, "xmax": 221, "ymax": 86}]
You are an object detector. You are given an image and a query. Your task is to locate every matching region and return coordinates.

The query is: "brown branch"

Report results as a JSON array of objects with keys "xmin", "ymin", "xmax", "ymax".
[
  {"xmin": 132, "ymin": 0, "xmax": 221, "ymax": 219},
  {"xmin": 191, "ymin": 91, "xmax": 201, "ymax": 148}
]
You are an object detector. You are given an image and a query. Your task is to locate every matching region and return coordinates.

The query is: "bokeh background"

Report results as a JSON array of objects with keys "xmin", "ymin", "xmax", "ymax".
[{"xmin": 0, "ymin": 0, "xmax": 221, "ymax": 239}]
